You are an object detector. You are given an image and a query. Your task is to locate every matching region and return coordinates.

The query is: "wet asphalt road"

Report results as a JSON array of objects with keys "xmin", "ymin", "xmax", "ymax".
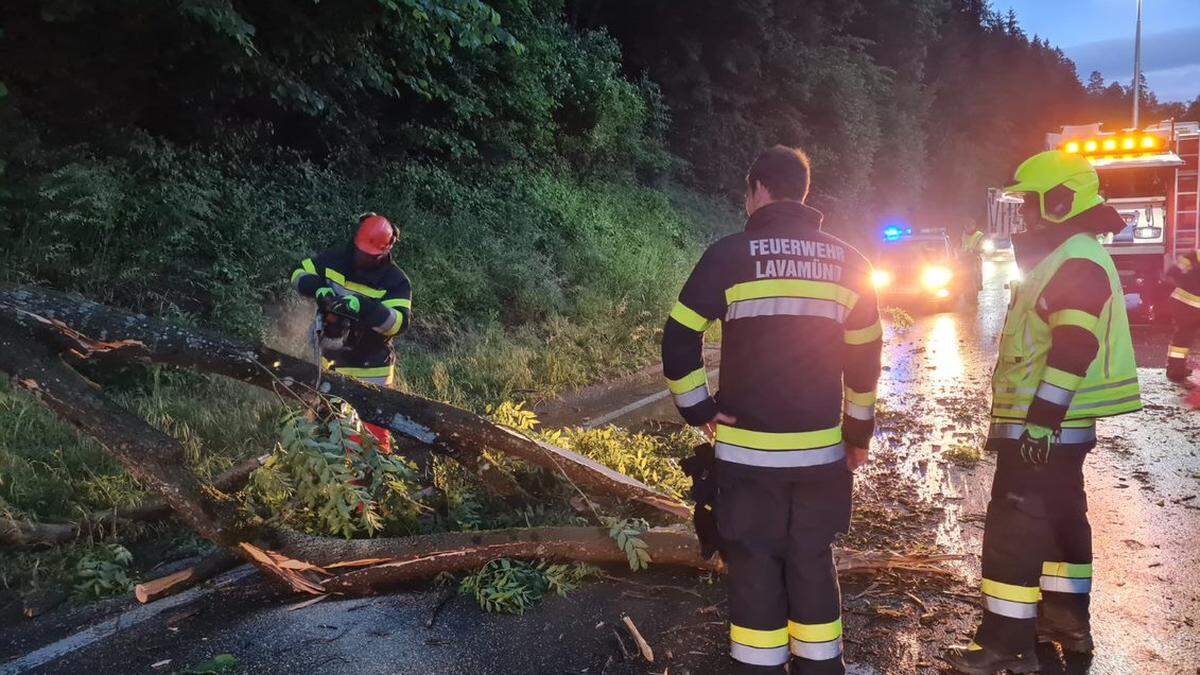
[
  {"xmin": 3, "ymin": 260, "xmax": 1199, "ymax": 674},
  {"xmin": 874, "ymin": 259, "xmax": 1200, "ymax": 674}
]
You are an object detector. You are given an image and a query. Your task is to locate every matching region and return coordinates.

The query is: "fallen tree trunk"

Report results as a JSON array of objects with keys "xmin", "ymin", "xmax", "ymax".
[
  {"xmin": 0, "ymin": 454, "xmax": 269, "ymax": 548},
  {"xmin": 0, "ymin": 286, "xmax": 689, "ymax": 521},
  {"xmin": 0, "ymin": 518, "xmax": 76, "ymax": 548},
  {"xmin": 246, "ymin": 528, "xmax": 963, "ymax": 597}
]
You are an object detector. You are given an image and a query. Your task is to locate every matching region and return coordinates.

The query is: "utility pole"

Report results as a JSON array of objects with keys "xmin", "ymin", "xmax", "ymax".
[{"xmin": 1132, "ymin": 0, "xmax": 1143, "ymax": 129}]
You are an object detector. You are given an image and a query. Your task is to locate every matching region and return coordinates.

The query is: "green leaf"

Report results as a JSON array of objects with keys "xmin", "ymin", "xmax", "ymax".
[{"xmin": 186, "ymin": 653, "xmax": 238, "ymax": 674}]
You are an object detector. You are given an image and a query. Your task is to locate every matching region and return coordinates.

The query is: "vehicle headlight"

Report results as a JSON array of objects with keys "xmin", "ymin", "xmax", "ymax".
[
  {"xmin": 981, "ymin": 238, "xmax": 996, "ymax": 254},
  {"xmin": 922, "ymin": 266, "xmax": 953, "ymax": 290},
  {"xmin": 871, "ymin": 269, "xmax": 892, "ymax": 288},
  {"xmin": 1133, "ymin": 226, "xmax": 1162, "ymax": 240}
]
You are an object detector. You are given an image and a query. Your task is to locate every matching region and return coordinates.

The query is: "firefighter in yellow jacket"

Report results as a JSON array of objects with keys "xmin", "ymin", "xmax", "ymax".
[
  {"xmin": 662, "ymin": 146, "xmax": 882, "ymax": 674},
  {"xmin": 946, "ymin": 151, "xmax": 1141, "ymax": 673}
]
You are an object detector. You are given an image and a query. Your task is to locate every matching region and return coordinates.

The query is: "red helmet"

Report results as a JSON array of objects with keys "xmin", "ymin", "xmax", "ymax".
[{"xmin": 354, "ymin": 214, "xmax": 396, "ymax": 255}]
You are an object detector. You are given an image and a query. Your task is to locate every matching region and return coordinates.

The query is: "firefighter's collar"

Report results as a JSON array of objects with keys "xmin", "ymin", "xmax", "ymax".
[{"xmin": 745, "ymin": 201, "xmax": 824, "ymax": 232}]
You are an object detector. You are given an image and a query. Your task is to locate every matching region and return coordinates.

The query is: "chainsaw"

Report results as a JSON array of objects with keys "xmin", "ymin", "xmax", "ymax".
[
  {"xmin": 311, "ymin": 295, "xmax": 364, "ymax": 391},
  {"xmin": 316, "ymin": 295, "xmax": 362, "ymax": 353}
]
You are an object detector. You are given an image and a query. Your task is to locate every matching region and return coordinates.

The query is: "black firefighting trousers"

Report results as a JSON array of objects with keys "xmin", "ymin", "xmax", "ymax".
[
  {"xmin": 1167, "ymin": 299, "xmax": 1200, "ymax": 377},
  {"xmin": 974, "ymin": 441, "xmax": 1094, "ymax": 654},
  {"xmin": 715, "ymin": 461, "xmax": 852, "ymax": 674}
]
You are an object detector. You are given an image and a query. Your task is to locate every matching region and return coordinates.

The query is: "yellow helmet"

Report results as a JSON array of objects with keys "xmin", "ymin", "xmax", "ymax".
[{"xmin": 1003, "ymin": 150, "xmax": 1104, "ymax": 224}]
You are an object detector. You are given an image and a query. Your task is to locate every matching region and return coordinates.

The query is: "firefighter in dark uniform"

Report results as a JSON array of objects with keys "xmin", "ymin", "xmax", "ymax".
[
  {"xmin": 946, "ymin": 151, "xmax": 1141, "ymax": 673},
  {"xmin": 662, "ymin": 146, "xmax": 882, "ymax": 674},
  {"xmin": 291, "ymin": 213, "xmax": 412, "ymax": 449},
  {"xmin": 1166, "ymin": 248, "xmax": 1200, "ymax": 383}
]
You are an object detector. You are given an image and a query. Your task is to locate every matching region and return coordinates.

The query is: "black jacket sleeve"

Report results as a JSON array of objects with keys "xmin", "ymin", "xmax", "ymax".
[
  {"xmin": 292, "ymin": 251, "xmax": 331, "ymax": 297},
  {"xmin": 841, "ymin": 261, "xmax": 882, "ymax": 447},
  {"xmin": 365, "ymin": 269, "xmax": 412, "ymax": 337},
  {"xmin": 661, "ymin": 245, "xmax": 726, "ymax": 426},
  {"xmin": 1026, "ymin": 258, "xmax": 1112, "ymax": 429}
]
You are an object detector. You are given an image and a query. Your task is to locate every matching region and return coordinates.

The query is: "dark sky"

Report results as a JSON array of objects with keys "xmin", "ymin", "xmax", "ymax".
[{"xmin": 999, "ymin": 0, "xmax": 1200, "ymax": 103}]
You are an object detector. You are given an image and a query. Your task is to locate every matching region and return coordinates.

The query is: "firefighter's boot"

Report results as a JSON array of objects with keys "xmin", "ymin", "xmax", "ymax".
[
  {"xmin": 1166, "ymin": 363, "xmax": 1193, "ymax": 383},
  {"xmin": 944, "ymin": 643, "xmax": 1040, "ymax": 674},
  {"xmin": 1037, "ymin": 598, "xmax": 1093, "ymax": 654}
]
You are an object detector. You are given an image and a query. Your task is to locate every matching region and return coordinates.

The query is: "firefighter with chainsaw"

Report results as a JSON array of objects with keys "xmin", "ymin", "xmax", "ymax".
[
  {"xmin": 946, "ymin": 151, "xmax": 1141, "ymax": 674},
  {"xmin": 291, "ymin": 213, "xmax": 412, "ymax": 450},
  {"xmin": 663, "ymin": 146, "xmax": 882, "ymax": 674},
  {"xmin": 1165, "ymin": 248, "xmax": 1200, "ymax": 384}
]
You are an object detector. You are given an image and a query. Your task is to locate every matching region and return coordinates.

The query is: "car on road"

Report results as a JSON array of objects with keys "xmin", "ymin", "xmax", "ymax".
[{"xmin": 870, "ymin": 228, "xmax": 975, "ymax": 311}]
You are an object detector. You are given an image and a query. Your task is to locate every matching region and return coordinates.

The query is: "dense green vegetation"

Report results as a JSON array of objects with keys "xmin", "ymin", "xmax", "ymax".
[{"xmin": 0, "ymin": 0, "xmax": 1196, "ymax": 604}]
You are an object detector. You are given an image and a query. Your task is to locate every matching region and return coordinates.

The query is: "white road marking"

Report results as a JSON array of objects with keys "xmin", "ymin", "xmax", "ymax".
[
  {"xmin": 1, "ymin": 566, "xmax": 258, "ymax": 675},
  {"xmin": 584, "ymin": 369, "xmax": 718, "ymax": 429}
]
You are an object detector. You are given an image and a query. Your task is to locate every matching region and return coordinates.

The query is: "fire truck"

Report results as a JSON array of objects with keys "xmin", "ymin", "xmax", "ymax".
[{"xmin": 990, "ymin": 120, "xmax": 1200, "ymax": 322}]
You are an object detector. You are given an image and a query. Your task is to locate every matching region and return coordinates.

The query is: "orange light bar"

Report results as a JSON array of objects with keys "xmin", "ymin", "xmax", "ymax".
[
  {"xmin": 1141, "ymin": 136, "xmax": 1157, "ymax": 149},
  {"xmin": 1064, "ymin": 141, "xmax": 1080, "ymax": 153},
  {"xmin": 1083, "ymin": 140, "xmax": 1098, "ymax": 152},
  {"xmin": 1102, "ymin": 138, "xmax": 1117, "ymax": 151},
  {"xmin": 1121, "ymin": 137, "xmax": 1136, "ymax": 150}
]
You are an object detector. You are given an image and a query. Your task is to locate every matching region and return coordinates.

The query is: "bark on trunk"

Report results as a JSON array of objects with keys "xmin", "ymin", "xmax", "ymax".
[{"xmin": 0, "ymin": 286, "xmax": 688, "ymax": 521}]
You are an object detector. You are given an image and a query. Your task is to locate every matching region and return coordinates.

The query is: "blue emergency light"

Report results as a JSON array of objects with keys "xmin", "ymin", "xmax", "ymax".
[{"xmin": 882, "ymin": 224, "xmax": 912, "ymax": 241}]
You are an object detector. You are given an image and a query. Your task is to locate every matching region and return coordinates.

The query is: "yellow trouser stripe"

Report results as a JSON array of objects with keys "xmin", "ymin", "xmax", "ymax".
[
  {"xmin": 731, "ymin": 625, "xmax": 789, "ymax": 648},
  {"xmin": 716, "ymin": 424, "xmax": 842, "ymax": 450},
  {"xmin": 291, "ymin": 268, "xmax": 311, "ymax": 284},
  {"xmin": 726, "ymin": 279, "xmax": 858, "ymax": 309},
  {"xmin": 788, "ymin": 618, "xmax": 842, "ymax": 643},
  {"xmin": 669, "ymin": 301, "xmax": 713, "ymax": 332},
  {"xmin": 1168, "ymin": 345, "xmax": 1190, "ymax": 358},
  {"xmin": 1171, "ymin": 287, "xmax": 1200, "ymax": 308},
  {"xmin": 1042, "ymin": 562, "xmax": 1092, "ymax": 578},
  {"xmin": 843, "ymin": 387, "xmax": 876, "ymax": 406},
  {"xmin": 301, "ymin": 258, "xmax": 317, "ymax": 274},
  {"xmin": 982, "ymin": 578, "xmax": 1041, "ymax": 603},
  {"xmin": 1042, "ymin": 367, "xmax": 1083, "ymax": 391},
  {"xmin": 667, "ymin": 367, "xmax": 708, "ymax": 395},
  {"xmin": 382, "ymin": 297, "xmax": 412, "ymax": 309},
  {"xmin": 845, "ymin": 321, "xmax": 882, "ymax": 345},
  {"xmin": 333, "ymin": 365, "xmax": 394, "ymax": 379},
  {"xmin": 325, "ymin": 269, "xmax": 388, "ymax": 298},
  {"xmin": 1048, "ymin": 308, "xmax": 1100, "ymax": 332}
]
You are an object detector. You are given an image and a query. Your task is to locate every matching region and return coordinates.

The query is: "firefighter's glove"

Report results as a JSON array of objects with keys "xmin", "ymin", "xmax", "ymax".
[
  {"xmin": 331, "ymin": 295, "xmax": 361, "ymax": 318},
  {"xmin": 1018, "ymin": 424, "xmax": 1054, "ymax": 465}
]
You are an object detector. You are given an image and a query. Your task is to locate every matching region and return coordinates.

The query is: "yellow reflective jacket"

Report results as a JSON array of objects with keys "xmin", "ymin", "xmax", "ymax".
[{"xmin": 992, "ymin": 233, "xmax": 1141, "ymax": 423}]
